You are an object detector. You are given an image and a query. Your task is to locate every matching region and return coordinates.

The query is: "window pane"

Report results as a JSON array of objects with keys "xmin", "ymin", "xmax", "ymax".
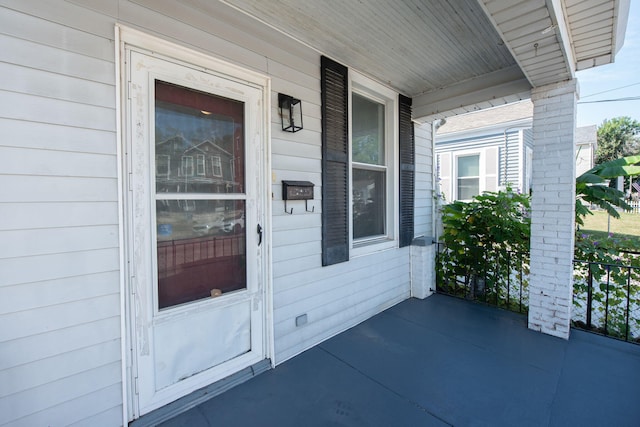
[
  {"xmin": 353, "ymin": 168, "xmax": 385, "ymax": 239},
  {"xmin": 352, "ymin": 93, "xmax": 385, "ymax": 165},
  {"xmin": 458, "ymin": 155, "xmax": 479, "ymax": 177},
  {"xmin": 156, "ymin": 199, "xmax": 246, "ymax": 309},
  {"xmin": 155, "ymin": 80, "xmax": 245, "ymax": 194},
  {"xmin": 156, "ymin": 155, "xmax": 170, "ymax": 177},
  {"xmin": 196, "ymin": 154, "xmax": 205, "ymax": 176},
  {"xmin": 212, "ymin": 156, "xmax": 222, "ymax": 177},
  {"xmin": 458, "ymin": 177, "xmax": 479, "ymax": 200}
]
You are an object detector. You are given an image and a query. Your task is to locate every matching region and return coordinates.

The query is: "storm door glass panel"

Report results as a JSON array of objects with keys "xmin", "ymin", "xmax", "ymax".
[
  {"xmin": 457, "ymin": 154, "xmax": 480, "ymax": 200},
  {"xmin": 155, "ymin": 80, "xmax": 246, "ymax": 310},
  {"xmin": 155, "ymin": 80, "xmax": 244, "ymax": 194}
]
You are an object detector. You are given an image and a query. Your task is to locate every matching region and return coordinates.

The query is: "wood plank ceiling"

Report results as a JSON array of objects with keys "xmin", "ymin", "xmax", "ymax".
[
  {"xmin": 207, "ymin": 0, "xmax": 626, "ymax": 120},
  {"xmin": 218, "ymin": 0, "xmax": 520, "ymax": 97},
  {"xmin": 565, "ymin": 0, "xmax": 628, "ymax": 70}
]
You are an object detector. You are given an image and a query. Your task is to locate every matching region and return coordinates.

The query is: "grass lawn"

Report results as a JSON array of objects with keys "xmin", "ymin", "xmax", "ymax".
[{"xmin": 580, "ymin": 211, "xmax": 640, "ymax": 250}]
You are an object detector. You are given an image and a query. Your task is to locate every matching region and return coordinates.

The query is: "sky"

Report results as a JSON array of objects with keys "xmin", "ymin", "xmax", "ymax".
[{"xmin": 576, "ymin": 2, "xmax": 640, "ymax": 127}]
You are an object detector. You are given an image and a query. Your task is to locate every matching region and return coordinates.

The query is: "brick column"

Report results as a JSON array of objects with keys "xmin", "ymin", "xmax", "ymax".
[{"xmin": 528, "ymin": 80, "xmax": 578, "ymax": 339}]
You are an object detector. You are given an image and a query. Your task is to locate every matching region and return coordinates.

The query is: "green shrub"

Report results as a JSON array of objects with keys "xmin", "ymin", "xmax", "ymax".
[
  {"xmin": 573, "ymin": 233, "xmax": 640, "ymax": 341},
  {"xmin": 436, "ymin": 187, "xmax": 531, "ymax": 311}
]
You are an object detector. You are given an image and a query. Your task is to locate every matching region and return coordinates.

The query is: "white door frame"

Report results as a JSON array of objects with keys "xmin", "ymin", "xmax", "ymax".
[{"xmin": 116, "ymin": 25, "xmax": 273, "ymax": 422}]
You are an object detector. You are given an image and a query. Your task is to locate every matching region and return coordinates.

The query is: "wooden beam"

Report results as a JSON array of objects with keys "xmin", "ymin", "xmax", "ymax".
[{"xmin": 412, "ymin": 66, "xmax": 531, "ymax": 122}]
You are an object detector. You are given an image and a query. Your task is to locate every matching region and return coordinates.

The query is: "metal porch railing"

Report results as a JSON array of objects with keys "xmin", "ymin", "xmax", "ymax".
[{"xmin": 435, "ymin": 243, "xmax": 640, "ymax": 344}]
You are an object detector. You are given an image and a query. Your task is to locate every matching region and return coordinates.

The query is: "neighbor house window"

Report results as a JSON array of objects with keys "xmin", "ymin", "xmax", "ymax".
[
  {"xmin": 457, "ymin": 154, "xmax": 479, "ymax": 200},
  {"xmin": 156, "ymin": 155, "xmax": 170, "ymax": 177},
  {"xmin": 212, "ymin": 156, "xmax": 222, "ymax": 177},
  {"xmin": 196, "ymin": 154, "xmax": 205, "ymax": 175},
  {"xmin": 181, "ymin": 155, "xmax": 194, "ymax": 176}
]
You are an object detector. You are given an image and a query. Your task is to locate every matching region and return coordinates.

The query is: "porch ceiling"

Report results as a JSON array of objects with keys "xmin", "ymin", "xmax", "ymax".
[
  {"xmin": 220, "ymin": 0, "xmax": 518, "ymax": 96},
  {"xmin": 211, "ymin": 0, "xmax": 627, "ymax": 121}
]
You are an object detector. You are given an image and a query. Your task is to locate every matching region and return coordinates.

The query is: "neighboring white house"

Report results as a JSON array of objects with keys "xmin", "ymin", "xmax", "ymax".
[
  {"xmin": 0, "ymin": 1, "xmax": 628, "ymax": 426},
  {"xmin": 435, "ymin": 101, "xmax": 598, "ymax": 201},
  {"xmin": 576, "ymin": 125, "xmax": 598, "ymax": 176}
]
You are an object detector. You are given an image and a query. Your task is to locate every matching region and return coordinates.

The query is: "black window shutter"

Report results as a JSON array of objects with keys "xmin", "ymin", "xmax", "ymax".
[
  {"xmin": 321, "ymin": 56, "xmax": 349, "ymax": 266},
  {"xmin": 399, "ymin": 94, "xmax": 415, "ymax": 247}
]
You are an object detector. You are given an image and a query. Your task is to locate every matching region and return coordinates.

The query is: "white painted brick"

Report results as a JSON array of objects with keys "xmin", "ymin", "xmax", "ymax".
[{"xmin": 529, "ymin": 79, "xmax": 577, "ymax": 341}]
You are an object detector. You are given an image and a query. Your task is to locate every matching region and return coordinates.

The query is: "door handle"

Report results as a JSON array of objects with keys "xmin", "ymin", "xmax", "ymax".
[{"xmin": 257, "ymin": 224, "xmax": 263, "ymax": 246}]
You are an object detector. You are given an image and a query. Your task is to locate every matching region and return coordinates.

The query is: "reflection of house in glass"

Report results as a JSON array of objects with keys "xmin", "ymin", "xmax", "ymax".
[{"xmin": 155, "ymin": 135, "xmax": 237, "ymax": 194}]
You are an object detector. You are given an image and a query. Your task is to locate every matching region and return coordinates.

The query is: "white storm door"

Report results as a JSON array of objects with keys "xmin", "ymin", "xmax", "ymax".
[{"xmin": 127, "ymin": 50, "xmax": 266, "ymax": 415}]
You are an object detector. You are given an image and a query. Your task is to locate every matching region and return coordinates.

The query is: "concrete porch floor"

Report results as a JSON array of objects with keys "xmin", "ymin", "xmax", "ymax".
[{"xmin": 159, "ymin": 294, "xmax": 640, "ymax": 427}]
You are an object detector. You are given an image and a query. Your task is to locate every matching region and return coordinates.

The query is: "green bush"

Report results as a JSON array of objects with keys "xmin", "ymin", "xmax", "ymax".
[
  {"xmin": 573, "ymin": 233, "xmax": 640, "ymax": 341},
  {"xmin": 436, "ymin": 185, "xmax": 640, "ymax": 339},
  {"xmin": 436, "ymin": 187, "xmax": 531, "ymax": 311}
]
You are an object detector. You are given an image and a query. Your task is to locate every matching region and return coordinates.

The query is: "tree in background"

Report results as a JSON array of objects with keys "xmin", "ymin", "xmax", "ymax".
[{"xmin": 596, "ymin": 117, "xmax": 640, "ymax": 164}]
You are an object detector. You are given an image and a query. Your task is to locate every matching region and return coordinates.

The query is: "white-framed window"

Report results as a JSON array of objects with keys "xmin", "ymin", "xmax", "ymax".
[
  {"xmin": 181, "ymin": 155, "xmax": 194, "ymax": 176},
  {"xmin": 156, "ymin": 155, "xmax": 170, "ymax": 177},
  {"xmin": 350, "ymin": 72, "xmax": 397, "ymax": 255},
  {"xmin": 456, "ymin": 154, "xmax": 480, "ymax": 200},
  {"xmin": 212, "ymin": 156, "xmax": 222, "ymax": 177},
  {"xmin": 196, "ymin": 154, "xmax": 205, "ymax": 175}
]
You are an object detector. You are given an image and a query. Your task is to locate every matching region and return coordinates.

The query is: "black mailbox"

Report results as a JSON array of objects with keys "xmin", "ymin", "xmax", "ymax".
[
  {"xmin": 282, "ymin": 180, "xmax": 314, "ymax": 200},
  {"xmin": 282, "ymin": 181, "xmax": 314, "ymax": 214}
]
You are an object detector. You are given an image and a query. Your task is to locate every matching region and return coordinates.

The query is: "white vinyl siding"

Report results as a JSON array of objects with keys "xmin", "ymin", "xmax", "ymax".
[
  {"xmin": 502, "ymin": 131, "xmax": 521, "ymax": 188},
  {"xmin": 436, "ymin": 147, "xmax": 500, "ymax": 202},
  {"xmin": 0, "ymin": 1, "xmax": 433, "ymax": 424},
  {"xmin": 414, "ymin": 124, "xmax": 434, "ymax": 238},
  {"xmin": 437, "ymin": 152, "xmax": 452, "ymax": 202},
  {"xmin": 0, "ymin": 4, "xmax": 121, "ymax": 426},
  {"xmin": 436, "ymin": 128, "xmax": 527, "ymax": 200}
]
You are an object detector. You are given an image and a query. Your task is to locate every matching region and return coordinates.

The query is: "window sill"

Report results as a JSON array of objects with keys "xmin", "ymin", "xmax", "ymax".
[{"xmin": 351, "ymin": 237, "xmax": 397, "ymax": 258}]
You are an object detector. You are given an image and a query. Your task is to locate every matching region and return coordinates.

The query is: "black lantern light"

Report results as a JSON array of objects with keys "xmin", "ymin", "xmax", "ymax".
[{"xmin": 278, "ymin": 93, "xmax": 303, "ymax": 133}]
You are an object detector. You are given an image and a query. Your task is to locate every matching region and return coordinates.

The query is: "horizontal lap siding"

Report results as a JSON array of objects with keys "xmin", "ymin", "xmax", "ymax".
[
  {"xmin": 414, "ymin": 124, "xmax": 434, "ymax": 238},
  {"xmin": 273, "ymin": 248, "xmax": 411, "ymax": 363},
  {"xmin": 436, "ymin": 130, "xmax": 523, "ymax": 190},
  {"xmin": 1, "ymin": 0, "xmax": 421, "ymax": 424},
  {"xmin": 504, "ymin": 132, "xmax": 522, "ymax": 188},
  {"xmin": 0, "ymin": 4, "xmax": 122, "ymax": 427}
]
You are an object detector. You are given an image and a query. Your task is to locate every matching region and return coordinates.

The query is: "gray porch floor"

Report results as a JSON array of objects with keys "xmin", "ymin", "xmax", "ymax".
[{"xmin": 160, "ymin": 294, "xmax": 640, "ymax": 427}]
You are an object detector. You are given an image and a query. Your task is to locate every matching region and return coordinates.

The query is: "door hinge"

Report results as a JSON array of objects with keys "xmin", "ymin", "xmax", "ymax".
[
  {"xmin": 127, "ymin": 81, "xmax": 133, "ymax": 100},
  {"xmin": 134, "ymin": 376, "xmax": 139, "ymax": 395}
]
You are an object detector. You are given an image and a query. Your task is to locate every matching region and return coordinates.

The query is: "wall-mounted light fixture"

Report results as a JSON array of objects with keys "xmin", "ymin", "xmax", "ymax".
[{"xmin": 278, "ymin": 93, "xmax": 303, "ymax": 133}]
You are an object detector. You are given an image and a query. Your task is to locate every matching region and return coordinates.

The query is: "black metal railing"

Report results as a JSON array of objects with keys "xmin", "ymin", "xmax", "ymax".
[
  {"xmin": 435, "ymin": 243, "xmax": 640, "ymax": 344},
  {"xmin": 572, "ymin": 251, "xmax": 640, "ymax": 343},
  {"xmin": 435, "ymin": 243, "xmax": 529, "ymax": 314}
]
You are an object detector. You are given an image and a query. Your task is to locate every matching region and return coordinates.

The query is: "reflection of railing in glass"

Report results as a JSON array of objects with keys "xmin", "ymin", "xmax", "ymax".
[{"xmin": 157, "ymin": 233, "xmax": 246, "ymax": 309}]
